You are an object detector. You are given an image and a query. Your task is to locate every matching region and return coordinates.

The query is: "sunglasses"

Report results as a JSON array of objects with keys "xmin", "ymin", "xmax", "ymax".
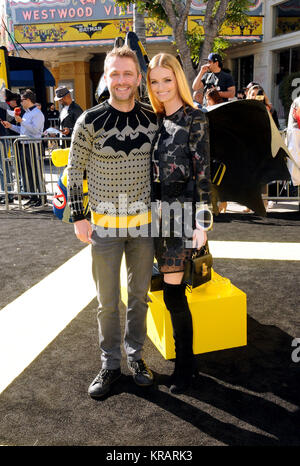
[{"xmin": 21, "ymin": 98, "xmax": 28, "ymax": 101}]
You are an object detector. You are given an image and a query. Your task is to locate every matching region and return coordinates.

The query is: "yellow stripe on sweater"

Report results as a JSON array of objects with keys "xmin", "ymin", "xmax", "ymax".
[{"xmin": 91, "ymin": 211, "xmax": 151, "ymax": 228}]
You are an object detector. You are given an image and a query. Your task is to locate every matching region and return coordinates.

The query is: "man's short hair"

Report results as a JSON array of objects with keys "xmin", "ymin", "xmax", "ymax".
[
  {"xmin": 21, "ymin": 89, "xmax": 36, "ymax": 104},
  {"xmin": 104, "ymin": 45, "xmax": 141, "ymax": 75},
  {"xmin": 205, "ymin": 53, "xmax": 223, "ymax": 68}
]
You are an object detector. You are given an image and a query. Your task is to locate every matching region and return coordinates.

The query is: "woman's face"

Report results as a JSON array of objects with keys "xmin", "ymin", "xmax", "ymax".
[
  {"xmin": 247, "ymin": 87, "xmax": 258, "ymax": 99},
  {"xmin": 206, "ymin": 96, "xmax": 214, "ymax": 107},
  {"xmin": 149, "ymin": 66, "xmax": 180, "ymax": 105}
]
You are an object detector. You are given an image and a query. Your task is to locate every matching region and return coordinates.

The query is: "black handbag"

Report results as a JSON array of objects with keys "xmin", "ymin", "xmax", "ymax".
[
  {"xmin": 150, "ymin": 242, "xmax": 213, "ymax": 292},
  {"xmin": 182, "ymin": 242, "xmax": 213, "ymax": 288}
]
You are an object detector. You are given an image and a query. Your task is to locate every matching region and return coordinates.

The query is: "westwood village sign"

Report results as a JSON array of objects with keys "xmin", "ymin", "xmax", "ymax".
[{"xmin": 10, "ymin": 0, "xmax": 133, "ymax": 24}]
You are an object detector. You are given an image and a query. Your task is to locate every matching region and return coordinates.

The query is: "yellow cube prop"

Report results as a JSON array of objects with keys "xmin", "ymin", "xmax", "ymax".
[{"xmin": 146, "ymin": 269, "xmax": 247, "ymax": 359}]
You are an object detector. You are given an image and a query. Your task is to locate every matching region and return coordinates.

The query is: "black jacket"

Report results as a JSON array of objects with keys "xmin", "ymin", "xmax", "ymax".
[{"xmin": 59, "ymin": 101, "xmax": 83, "ymax": 136}]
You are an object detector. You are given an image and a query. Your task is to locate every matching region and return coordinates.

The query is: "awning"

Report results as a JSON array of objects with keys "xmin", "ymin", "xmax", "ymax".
[{"xmin": 9, "ymin": 66, "xmax": 55, "ymax": 87}]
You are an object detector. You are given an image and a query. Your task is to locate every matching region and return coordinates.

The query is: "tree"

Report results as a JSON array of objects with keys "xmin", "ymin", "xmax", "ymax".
[
  {"xmin": 117, "ymin": 1, "xmax": 252, "ymax": 85},
  {"xmin": 133, "ymin": 3, "xmax": 147, "ymax": 50}
]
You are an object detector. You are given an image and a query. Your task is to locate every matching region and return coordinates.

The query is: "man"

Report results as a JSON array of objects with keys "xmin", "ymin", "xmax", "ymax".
[
  {"xmin": 54, "ymin": 86, "xmax": 83, "ymax": 140},
  {"xmin": 1, "ymin": 89, "xmax": 45, "ymax": 208},
  {"xmin": 192, "ymin": 53, "xmax": 236, "ymax": 106},
  {"xmin": 67, "ymin": 46, "xmax": 158, "ymax": 399}
]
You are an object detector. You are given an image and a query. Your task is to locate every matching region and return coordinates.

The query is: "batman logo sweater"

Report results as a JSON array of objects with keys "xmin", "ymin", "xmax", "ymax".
[{"xmin": 67, "ymin": 100, "xmax": 158, "ymax": 227}]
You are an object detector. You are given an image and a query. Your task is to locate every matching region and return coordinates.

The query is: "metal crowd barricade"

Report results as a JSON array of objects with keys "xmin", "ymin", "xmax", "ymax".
[
  {"xmin": 0, "ymin": 135, "xmax": 71, "ymax": 210},
  {"xmin": 264, "ymin": 128, "xmax": 300, "ymax": 206},
  {"xmin": 0, "ymin": 133, "xmax": 299, "ymax": 212},
  {"xmin": 265, "ymin": 182, "xmax": 300, "ymax": 203}
]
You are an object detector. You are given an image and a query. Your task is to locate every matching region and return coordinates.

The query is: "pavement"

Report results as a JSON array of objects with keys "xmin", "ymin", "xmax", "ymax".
[{"xmin": 0, "ymin": 200, "xmax": 299, "ymax": 451}]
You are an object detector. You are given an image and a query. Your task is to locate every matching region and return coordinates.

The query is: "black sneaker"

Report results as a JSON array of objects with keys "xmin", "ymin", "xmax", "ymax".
[
  {"xmin": 128, "ymin": 359, "xmax": 154, "ymax": 387},
  {"xmin": 88, "ymin": 368, "xmax": 121, "ymax": 399},
  {"xmin": 0, "ymin": 197, "xmax": 13, "ymax": 204},
  {"xmin": 24, "ymin": 198, "xmax": 37, "ymax": 208},
  {"xmin": 32, "ymin": 199, "xmax": 43, "ymax": 209}
]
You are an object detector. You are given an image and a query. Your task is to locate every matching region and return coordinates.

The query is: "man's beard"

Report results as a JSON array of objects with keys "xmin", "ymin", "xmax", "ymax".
[{"xmin": 110, "ymin": 86, "xmax": 137, "ymax": 103}]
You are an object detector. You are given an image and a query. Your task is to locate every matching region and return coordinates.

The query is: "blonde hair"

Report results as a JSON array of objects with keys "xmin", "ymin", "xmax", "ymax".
[
  {"xmin": 104, "ymin": 45, "xmax": 141, "ymax": 75},
  {"xmin": 147, "ymin": 53, "xmax": 195, "ymax": 113}
]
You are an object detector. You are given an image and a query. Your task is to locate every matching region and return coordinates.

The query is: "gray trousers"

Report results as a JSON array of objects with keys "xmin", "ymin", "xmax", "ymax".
[{"xmin": 91, "ymin": 233, "xmax": 154, "ymax": 370}]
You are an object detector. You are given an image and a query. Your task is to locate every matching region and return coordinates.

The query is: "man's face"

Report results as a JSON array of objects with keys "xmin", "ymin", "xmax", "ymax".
[
  {"xmin": 8, "ymin": 100, "xmax": 17, "ymax": 108},
  {"xmin": 21, "ymin": 96, "xmax": 32, "ymax": 110},
  {"xmin": 208, "ymin": 60, "xmax": 219, "ymax": 72},
  {"xmin": 104, "ymin": 56, "xmax": 141, "ymax": 105},
  {"xmin": 60, "ymin": 93, "xmax": 72, "ymax": 106}
]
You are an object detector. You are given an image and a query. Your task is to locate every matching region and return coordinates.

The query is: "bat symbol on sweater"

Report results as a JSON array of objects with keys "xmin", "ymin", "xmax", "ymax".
[{"xmin": 102, "ymin": 132, "xmax": 150, "ymax": 153}]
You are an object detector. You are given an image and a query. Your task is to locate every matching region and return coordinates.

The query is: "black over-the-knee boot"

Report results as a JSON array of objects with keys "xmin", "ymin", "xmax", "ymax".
[{"xmin": 163, "ymin": 282, "xmax": 196, "ymax": 393}]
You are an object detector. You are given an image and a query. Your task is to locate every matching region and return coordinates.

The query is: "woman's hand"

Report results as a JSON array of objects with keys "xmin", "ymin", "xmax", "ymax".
[{"xmin": 192, "ymin": 227, "xmax": 207, "ymax": 249}]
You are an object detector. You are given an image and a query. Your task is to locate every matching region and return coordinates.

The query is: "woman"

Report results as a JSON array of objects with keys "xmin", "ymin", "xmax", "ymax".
[
  {"xmin": 205, "ymin": 88, "xmax": 225, "ymax": 107},
  {"xmin": 247, "ymin": 85, "xmax": 280, "ymax": 129},
  {"xmin": 147, "ymin": 53, "xmax": 212, "ymax": 393}
]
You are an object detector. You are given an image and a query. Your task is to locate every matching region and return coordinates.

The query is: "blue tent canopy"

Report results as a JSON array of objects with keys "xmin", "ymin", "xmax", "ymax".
[{"xmin": 9, "ymin": 67, "xmax": 55, "ymax": 87}]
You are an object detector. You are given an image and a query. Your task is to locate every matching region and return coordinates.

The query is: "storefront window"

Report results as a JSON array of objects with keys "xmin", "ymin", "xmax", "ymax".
[
  {"xmin": 273, "ymin": 46, "xmax": 300, "ymax": 121},
  {"xmin": 232, "ymin": 55, "xmax": 254, "ymax": 91},
  {"xmin": 273, "ymin": 0, "xmax": 300, "ymax": 37}
]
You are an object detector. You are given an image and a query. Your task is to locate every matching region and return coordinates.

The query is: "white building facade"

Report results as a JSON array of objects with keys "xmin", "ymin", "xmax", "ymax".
[{"xmin": 227, "ymin": 0, "xmax": 300, "ymax": 126}]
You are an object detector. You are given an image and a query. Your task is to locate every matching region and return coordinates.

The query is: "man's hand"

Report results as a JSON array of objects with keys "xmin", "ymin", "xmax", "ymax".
[
  {"xmin": 74, "ymin": 218, "xmax": 92, "ymax": 244},
  {"xmin": 62, "ymin": 127, "xmax": 70, "ymax": 135},
  {"xmin": 192, "ymin": 64, "xmax": 210, "ymax": 92},
  {"xmin": 1, "ymin": 120, "xmax": 12, "ymax": 129},
  {"xmin": 15, "ymin": 116, "xmax": 22, "ymax": 124},
  {"xmin": 200, "ymin": 64, "xmax": 210, "ymax": 74}
]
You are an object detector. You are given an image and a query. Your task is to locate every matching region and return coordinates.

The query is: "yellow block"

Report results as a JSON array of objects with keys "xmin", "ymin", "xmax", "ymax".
[{"xmin": 146, "ymin": 269, "xmax": 247, "ymax": 359}]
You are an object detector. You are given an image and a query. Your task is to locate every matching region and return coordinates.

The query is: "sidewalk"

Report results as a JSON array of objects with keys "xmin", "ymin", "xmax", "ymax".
[{"xmin": 0, "ymin": 203, "xmax": 299, "ymax": 446}]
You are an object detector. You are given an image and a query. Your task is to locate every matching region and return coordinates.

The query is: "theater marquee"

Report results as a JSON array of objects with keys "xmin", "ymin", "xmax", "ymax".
[{"xmin": 10, "ymin": 0, "xmax": 264, "ymax": 47}]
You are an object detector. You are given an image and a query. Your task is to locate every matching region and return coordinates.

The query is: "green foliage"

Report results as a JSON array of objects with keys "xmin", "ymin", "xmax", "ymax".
[
  {"xmin": 186, "ymin": 31, "xmax": 204, "ymax": 65},
  {"xmin": 279, "ymin": 72, "xmax": 300, "ymax": 119},
  {"xmin": 224, "ymin": 0, "xmax": 253, "ymax": 28},
  {"xmin": 116, "ymin": 1, "xmax": 168, "ymax": 23},
  {"xmin": 116, "ymin": 0, "xmax": 252, "ymax": 61},
  {"xmin": 187, "ymin": 31, "xmax": 230, "ymax": 65},
  {"xmin": 213, "ymin": 37, "xmax": 231, "ymax": 56}
]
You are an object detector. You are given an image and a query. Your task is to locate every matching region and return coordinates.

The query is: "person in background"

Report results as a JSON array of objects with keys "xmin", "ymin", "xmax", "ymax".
[
  {"xmin": 46, "ymin": 102, "xmax": 60, "ymax": 129},
  {"xmin": 193, "ymin": 90, "xmax": 203, "ymax": 109},
  {"xmin": 0, "ymin": 90, "xmax": 21, "ymax": 204},
  {"xmin": 247, "ymin": 84, "xmax": 280, "ymax": 129},
  {"xmin": 205, "ymin": 88, "xmax": 225, "ymax": 108},
  {"xmin": 1, "ymin": 89, "xmax": 45, "ymax": 208},
  {"xmin": 54, "ymin": 86, "xmax": 83, "ymax": 142},
  {"xmin": 244, "ymin": 81, "xmax": 259, "ymax": 99},
  {"xmin": 288, "ymin": 96, "xmax": 300, "ymax": 130},
  {"xmin": 192, "ymin": 53, "xmax": 235, "ymax": 106},
  {"xmin": 247, "ymin": 84, "xmax": 280, "ymax": 210},
  {"xmin": 237, "ymin": 89, "xmax": 245, "ymax": 100}
]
